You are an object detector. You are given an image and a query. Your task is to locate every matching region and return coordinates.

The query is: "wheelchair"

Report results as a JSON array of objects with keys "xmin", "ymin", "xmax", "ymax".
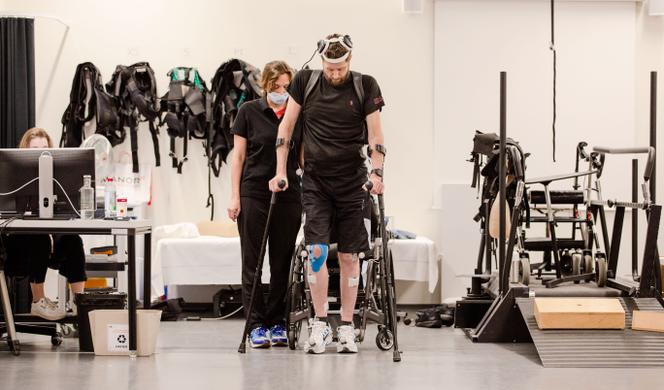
[{"xmin": 284, "ymin": 188, "xmax": 401, "ymax": 361}]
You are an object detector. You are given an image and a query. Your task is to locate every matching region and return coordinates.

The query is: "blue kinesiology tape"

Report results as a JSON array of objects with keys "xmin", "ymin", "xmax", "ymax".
[{"xmin": 307, "ymin": 244, "xmax": 329, "ymax": 273}]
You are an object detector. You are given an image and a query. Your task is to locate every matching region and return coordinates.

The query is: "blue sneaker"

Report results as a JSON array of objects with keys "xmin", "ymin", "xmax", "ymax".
[
  {"xmin": 269, "ymin": 324, "xmax": 288, "ymax": 346},
  {"xmin": 249, "ymin": 326, "xmax": 271, "ymax": 348}
]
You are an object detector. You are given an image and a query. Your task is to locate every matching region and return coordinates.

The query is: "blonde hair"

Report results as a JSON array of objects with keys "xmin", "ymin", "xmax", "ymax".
[
  {"xmin": 260, "ymin": 61, "xmax": 294, "ymax": 96},
  {"xmin": 18, "ymin": 127, "xmax": 54, "ymax": 149}
]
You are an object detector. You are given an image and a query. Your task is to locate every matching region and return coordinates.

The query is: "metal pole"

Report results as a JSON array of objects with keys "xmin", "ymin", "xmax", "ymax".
[
  {"xmin": 650, "ymin": 71, "xmax": 657, "ymax": 203},
  {"xmin": 632, "ymin": 159, "xmax": 639, "ymax": 281},
  {"xmin": 499, "ymin": 72, "xmax": 507, "ymax": 295}
]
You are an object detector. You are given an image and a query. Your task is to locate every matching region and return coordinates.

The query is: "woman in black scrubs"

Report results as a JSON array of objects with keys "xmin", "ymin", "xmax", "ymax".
[{"xmin": 228, "ymin": 61, "xmax": 302, "ymax": 348}]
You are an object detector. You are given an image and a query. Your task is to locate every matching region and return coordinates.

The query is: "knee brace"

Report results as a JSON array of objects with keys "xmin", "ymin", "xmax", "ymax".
[{"xmin": 307, "ymin": 244, "xmax": 329, "ymax": 273}]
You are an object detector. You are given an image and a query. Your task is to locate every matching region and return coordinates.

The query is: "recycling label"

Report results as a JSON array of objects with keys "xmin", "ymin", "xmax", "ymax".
[{"xmin": 107, "ymin": 324, "xmax": 129, "ymax": 352}]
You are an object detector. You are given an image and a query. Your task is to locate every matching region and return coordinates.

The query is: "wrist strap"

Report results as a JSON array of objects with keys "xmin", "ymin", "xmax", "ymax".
[{"xmin": 371, "ymin": 168, "xmax": 384, "ymax": 178}]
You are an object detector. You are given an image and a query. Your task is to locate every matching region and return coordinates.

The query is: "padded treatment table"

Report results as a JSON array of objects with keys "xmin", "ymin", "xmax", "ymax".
[
  {"xmin": 159, "ymin": 233, "xmax": 439, "ymax": 292},
  {"xmin": 159, "ymin": 236, "xmax": 270, "ymax": 286},
  {"xmin": 389, "ymin": 236, "xmax": 440, "ymax": 293}
]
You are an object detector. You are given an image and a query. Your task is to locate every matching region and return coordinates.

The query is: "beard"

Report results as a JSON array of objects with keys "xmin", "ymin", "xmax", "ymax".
[{"xmin": 325, "ymin": 72, "xmax": 349, "ymax": 86}]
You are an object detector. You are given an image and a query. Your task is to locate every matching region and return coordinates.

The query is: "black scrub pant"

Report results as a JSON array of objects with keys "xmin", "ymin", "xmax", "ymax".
[
  {"xmin": 237, "ymin": 196, "xmax": 302, "ymax": 330},
  {"xmin": 2, "ymin": 234, "xmax": 87, "ymax": 283}
]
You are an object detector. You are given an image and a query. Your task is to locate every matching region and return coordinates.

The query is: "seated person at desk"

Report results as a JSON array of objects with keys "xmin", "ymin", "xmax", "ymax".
[{"xmin": 1, "ymin": 128, "xmax": 87, "ymax": 320}]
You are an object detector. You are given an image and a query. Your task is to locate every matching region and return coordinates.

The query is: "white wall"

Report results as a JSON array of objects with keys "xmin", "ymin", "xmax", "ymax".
[
  {"xmin": 636, "ymin": 1, "xmax": 664, "ymax": 197},
  {"xmin": 433, "ymin": 0, "xmax": 663, "ymax": 299},
  {"xmin": 2, "ymin": 0, "xmax": 436, "ymax": 235}
]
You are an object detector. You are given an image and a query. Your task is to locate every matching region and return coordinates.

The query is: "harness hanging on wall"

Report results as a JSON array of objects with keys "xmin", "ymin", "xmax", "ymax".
[
  {"xmin": 159, "ymin": 67, "xmax": 210, "ymax": 174},
  {"xmin": 106, "ymin": 62, "xmax": 161, "ymax": 173},
  {"xmin": 60, "ymin": 62, "xmax": 121, "ymax": 149}
]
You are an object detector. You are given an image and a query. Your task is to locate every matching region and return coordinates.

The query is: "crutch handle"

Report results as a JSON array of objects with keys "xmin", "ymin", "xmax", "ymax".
[{"xmin": 270, "ymin": 180, "xmax": 287, "ymax": 205}]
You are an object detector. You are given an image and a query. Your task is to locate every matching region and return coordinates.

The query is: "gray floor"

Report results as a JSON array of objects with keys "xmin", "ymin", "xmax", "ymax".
[{"xmin": 1, "ymin": 317, "xmax": 663, "ymax": 390}]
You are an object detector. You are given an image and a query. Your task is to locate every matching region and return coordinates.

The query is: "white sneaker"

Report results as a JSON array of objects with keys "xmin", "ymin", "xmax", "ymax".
[
  {"xmin": 43, "ymin": 297, "xmax": 60, "ymax": 310},
  {"xmin": 303, "ymin": 319, "xmax": 332, "ymax": 354},
  {"xmin": 31, "ymin": 298, "xmax": 66, "ymax": 320},
  {"xmin": 336, "ymin": 325, "xmax": 358, "ymax": 353}
]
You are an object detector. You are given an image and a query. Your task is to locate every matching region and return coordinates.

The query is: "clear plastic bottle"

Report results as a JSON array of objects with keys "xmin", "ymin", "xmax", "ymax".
[
  {"xmin": 104, "ymin": 177, "xmax": 117, "ymax": 219},
  {"xmin": 79, "ymin": 175, "xmax": 95, "ymax": 220}
]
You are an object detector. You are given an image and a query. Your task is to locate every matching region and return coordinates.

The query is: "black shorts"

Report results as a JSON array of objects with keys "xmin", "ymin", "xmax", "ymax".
[{"xmin": 302, "ymin": 169, "xmax": 370, "ymax": 253}]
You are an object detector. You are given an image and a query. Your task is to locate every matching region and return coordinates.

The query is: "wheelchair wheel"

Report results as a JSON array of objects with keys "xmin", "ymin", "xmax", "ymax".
[
  {"xmin": 288, "ymin": 323, "xmax": 301, "ymax": 350},
  {"xmin": 376, "ymin": 328, "xmax": 394, "ymax": 351},
  {"xmin": 287, "ymin": 287, "xmax": 304, "ymax": 351},
  {"xmin": 358, "ymin": 261, "xmax": 377, "ymax": 343},
  {"xmin": 286, "ymin": 248, "xmax": 307, "ymax": 350}
]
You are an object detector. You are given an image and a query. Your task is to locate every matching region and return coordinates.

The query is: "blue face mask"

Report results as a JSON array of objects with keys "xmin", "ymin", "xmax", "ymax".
[{"xmin": 268, "ymin": 91, "xmax": 289, "ymax": 105}]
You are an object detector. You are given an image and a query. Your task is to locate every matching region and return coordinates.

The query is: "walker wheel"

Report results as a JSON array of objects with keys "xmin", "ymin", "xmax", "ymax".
[{"xmin": 376, "ymin": 328, "xmax": 394, "ymax": 351}]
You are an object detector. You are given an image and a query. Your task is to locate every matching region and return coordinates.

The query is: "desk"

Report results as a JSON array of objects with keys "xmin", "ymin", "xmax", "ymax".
[{"xmin": 0, "ymin": 218, "xmax": 151, "ymax": 357}]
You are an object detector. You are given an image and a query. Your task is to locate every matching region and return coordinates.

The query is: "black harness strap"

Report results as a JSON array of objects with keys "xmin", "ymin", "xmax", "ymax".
[
  {"xmin": 170, "ymin": 136, "xmax": 178, "ymax": 168},
  {"xmin": 304, "ymin": 70, "xmax": 321, "ymax": 101},
  {"xmin": 205, "ymin": 90, "xmax": 215, "ymax": 221},
  {"xmin": 148, "ymin": 120, "xmax": 160, "ymax": 167},
  {"xmin": 129, "ymin": 116, "xmax": 139, "ymax": 173},
  {"xmin": 179, "ymin": 130, "xmax": 188, "ymax": 174}
]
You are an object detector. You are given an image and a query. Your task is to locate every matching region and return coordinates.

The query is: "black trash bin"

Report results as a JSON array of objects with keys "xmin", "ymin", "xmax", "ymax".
[{"xmin": 75, "ymin": 291, "xmax": 127, "ymax": 352}]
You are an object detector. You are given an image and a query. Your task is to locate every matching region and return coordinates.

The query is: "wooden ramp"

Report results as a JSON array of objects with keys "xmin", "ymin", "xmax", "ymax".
[{"xmin": 516, "ymin": 297, "xmax": 664, "ymax": 367}]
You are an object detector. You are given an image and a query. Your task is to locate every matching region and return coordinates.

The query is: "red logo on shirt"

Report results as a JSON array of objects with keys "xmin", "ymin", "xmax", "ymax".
[{"xmin": 373, "ymin": 96, "xmax": 384, "ymax": 106}]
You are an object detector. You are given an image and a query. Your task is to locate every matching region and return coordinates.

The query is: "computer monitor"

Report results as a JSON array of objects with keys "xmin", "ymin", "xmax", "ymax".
[{"xmin": 0, "ymin": 148, "xmax": 95, "ymax": 219}]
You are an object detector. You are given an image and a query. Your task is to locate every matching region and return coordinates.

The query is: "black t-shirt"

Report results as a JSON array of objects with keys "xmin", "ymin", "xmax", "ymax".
[
  {"xmin": 289, "ymin": 70, "xmax": 385, "ymax": 177},
  {"xmin": 231, "ymin": 97, "xmax": 301, "ymax": 202}
]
